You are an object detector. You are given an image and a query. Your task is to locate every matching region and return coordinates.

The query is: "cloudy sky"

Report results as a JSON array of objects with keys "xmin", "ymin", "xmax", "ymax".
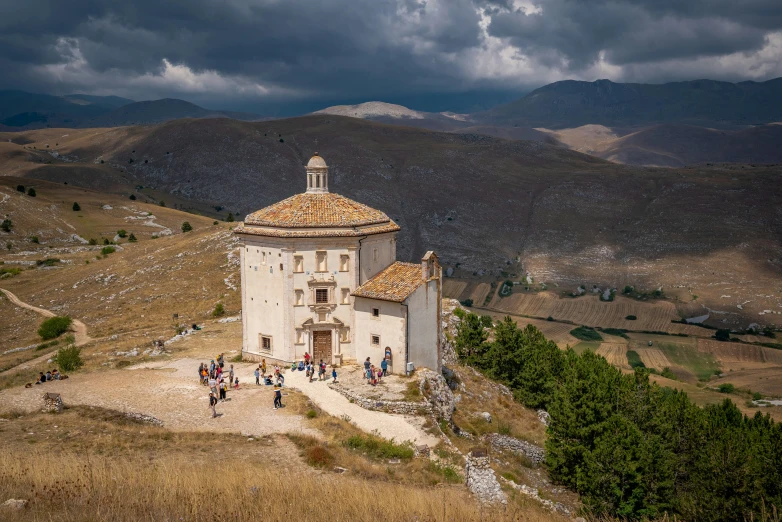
[{"xmin": 1, "ymin": 0, "xmax": 781, "ymax": 113}]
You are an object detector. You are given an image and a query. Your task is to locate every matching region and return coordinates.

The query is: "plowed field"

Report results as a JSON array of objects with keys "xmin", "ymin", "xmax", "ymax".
[
  {"xmin": 635, "ymin": 348, "xmax": 672, "ymax": 370},
  {"xmin": 491, "ymin": 293, "xmax": 686, "ymax": 333},
  {"xmin": 597, "ymin": 343, "xmax": 630, "ymax": 369},
  {"xmin": 442, "ymin": 279, "xmax": 468, "ymax": 300},
  {"xmin": 696, "ymin": 339, "xmax": 770, "ymax": 370}
]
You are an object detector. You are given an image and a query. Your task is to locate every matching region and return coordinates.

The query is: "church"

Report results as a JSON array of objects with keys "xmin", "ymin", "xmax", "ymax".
[{"xmin": 234, "ymin": 153, "xmax": 442, "ymax": 373}]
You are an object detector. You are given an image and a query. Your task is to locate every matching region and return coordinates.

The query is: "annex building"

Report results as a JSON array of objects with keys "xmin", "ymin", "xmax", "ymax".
[{"xmin": 234, "ymin": 153, "xmax": 442, "ymax": 373}]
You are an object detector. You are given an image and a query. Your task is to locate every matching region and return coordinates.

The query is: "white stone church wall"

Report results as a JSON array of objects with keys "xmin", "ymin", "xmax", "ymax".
[
  {"xmin": 353, "ymin": 297, "xmax": 406, "ymax": 374},
  {"xmin": 406, "ymin": 279, "xmax": 441, "ymax": 372},
  {"xmin": 241, "ymin": 240, "xmax": 286, "ymax": 359}
]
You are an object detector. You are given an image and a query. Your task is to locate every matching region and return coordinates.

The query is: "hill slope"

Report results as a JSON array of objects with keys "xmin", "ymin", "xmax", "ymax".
[
  {"xmin": 1, "ymin": 116, "xmax": 780, "ymax": 328},
  {"xmin": 481, "ymin": 78, "xmax": 782, "ymax": 128}
]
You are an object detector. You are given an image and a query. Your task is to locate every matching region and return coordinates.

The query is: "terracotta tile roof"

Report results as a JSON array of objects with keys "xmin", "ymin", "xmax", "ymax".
[
  {"xmin": 234, "ymin": 221, "xmax": 400, "ymax": 238},
  {"xmin": 243, "ymin": 193, "xmax": 393, "ymax": 229},
  {"xmin": 352, "ymin": 262, "xmax": 426, "ymax": 302}
]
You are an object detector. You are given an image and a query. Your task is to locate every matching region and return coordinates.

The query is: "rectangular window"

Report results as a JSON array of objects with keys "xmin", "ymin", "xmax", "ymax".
[
  {"xmin": 341, "ymin": 288, "xmax": 350, "ymax": 304},
  {"xmin": 279, "ymin": 263, "xmax": 283, "ymax": 272},
  {"xmin": 340, "ymin": 254, "xmax": 349, "ymax": 272},
  {"xmin": 295, "ymin": 289, "xmax": 304, "ymax": 306},
  {"xmin": 294, "ymin": 256, "xmax": 303, "ymax": 273},
  {"xmin": 261, "ymin": 335, "xmax": 272, "ymax": 351},
  {"xmin": 315, "ymin": 288, "xmax": 329, "ymax": 304},
  {"xmin": 371, "ymin": 335, "xmax": 380, "ymax": 346},
  {"xmin": 316, "ymin": 251, "xmax": 327, "ymax": 272},
  {"xmin": 262, "ymin": 252, "xmax": 266, "ymax": 264},
  {"xmin": 373, "ymin": 248, "xmax": 378, "ymax": 262},
  {"xmin": 372, "ymin": 307, "xmax": 380, "ymax": 318}
]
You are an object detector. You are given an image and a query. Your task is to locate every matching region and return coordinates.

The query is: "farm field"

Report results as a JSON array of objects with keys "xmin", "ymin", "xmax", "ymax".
[
  {"xmin": 572, "ymin": 341, "xmax": 601, "ymax": 355},
  {"xmin": 710, "ymin": 367, "xmax": 782, "ymax": 397},
  {"xmin": 478, "ymin": 309, "xmax": 580, "ymax": 348},
  {"xmin": 596, "ymin": 343, "xmax": 631, "ymax": 369},
  {"xmin": 696, "ymin": 339, "xmax": 772, "ymax": 371},
  {"xmin": 633, "ymin": 347, "xmax": 673, "ymax": 371}
]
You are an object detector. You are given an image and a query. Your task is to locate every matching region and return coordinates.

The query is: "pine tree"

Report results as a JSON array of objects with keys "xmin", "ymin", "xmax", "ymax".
[{"xmin": 72, "ymin": 202, "xmax": 80, "ymax": 211}]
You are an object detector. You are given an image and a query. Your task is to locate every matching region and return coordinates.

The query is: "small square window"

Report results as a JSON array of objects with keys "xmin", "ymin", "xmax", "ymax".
[
  {"xmin": 316, "ymin": 288, "xmax": 329, "ymax": 304},
  {"xmin": 372, "ymin": 308, "xmax": 380, "ymax": 318},
  {"xmin": 279, "ymin": 263, "xmax": 283, "ymax": 271},
  {"xmin": 261, "ymin": 336, "xmax": 272, "ymax": 351},
  {"xmin": 373, "ymin": 248, "xmax": 378, "ymax": 262},
  {"xmin": 371, "ymin": 335, "xmax": 380, "ymax": 346}
]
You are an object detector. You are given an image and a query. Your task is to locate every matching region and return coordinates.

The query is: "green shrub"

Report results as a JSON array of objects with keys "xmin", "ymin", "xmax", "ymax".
[
  {"xmin": 715, "ymin": 329, "xmax": 731, "ymax": 342},
  {"xmin": 212, "ymin": 302, "xmax": 225, "ymax": 317},
  {"xmin": 626, "ymin": 315, "xmax": 637, "ymax": 320},
  {"xmin": 460, "ymin": 298, "xmax": 473, "ymax": 307},
  {"xmin": 27, "ymin": 188, "xmax": 36, "ymax": 197},
  {"xmin": 499, "ymin": 280, "xmax": 514, "ymax": 297},
  {"xmin": 660, "ymin": 367, "xmax": 678, "ymax": 380},
  {"xmin": 128, "ymin": 233, "xmax": 137, "ymax": 242},
  {"xmin": 181, "ymin": 221, "xmax": 193, "ymax": 233},
  {"xmin": 306, "ymin": 409, "xmax": 317, "ymax": 419},
  {"xmin": 213, "ymin": 221, "xmax": 219, "ymax": 226},
  {"xmin": 101, "ymin": 246, "xmax": 116, "ymax": 256},
  {"xmin": 304, "ymin": 445, "xmax": 334, "ymax": 467},
  {"xmin": 227, "ymin": 212, "xmax": 234, "ymax": 222},
  {"xmin": 36, "ymin": 258, "xmax": 60, "ymax": 266},
  {"xmin": 429, "ymin": 461, "xmax": 461, "ymax": 483},
  {"xmin": 453, "ymin": 307, "xmax": 466, "ymax": 319},
  {"xmin": 623, "ymin": 285, "xmax": 634, "ymax": 294},
  {"xmin": 103, "ymin": 238, "xmax": 112, "ymax": 245},
  {"xmin": 29, "ymin": 236, "xmax": 39, "ymax": 244},
  {"xmin": 1, "ymin": 219, "xmax": 12, "ymax": 232},
  {"xmin": 88, "ymin": 238, "xmax": 97, "ymax": 245},
  {"xmin": 626, "ymin": 350, "xmax": 646, "ymax": 369},
  {"xmin": 38, "ymin": 316, "xmax": 73, "ymax": 340},
  {"xmin": 117, "ymin": 229, "xmax": 127, "ymax": 238},
  {"xmin": 718, "ymin": 383, "xmax": 735, "ymax": 394},
  {"xmin": 16, "ymin": 185, "xmax": 25, "ymax": 193},
  {"xmin": 0, "ymin": 266, "xmax": 22, "ymax": 278},
  {"xmin": 129, "ymin": 194, "xmax": 136, "ymax": 200},
  {"xmin": 601, "ymin": 328, "xmax": 629, "ymax": 339},
  {"xmin": 53, "ymin": 345, "xmax": 83, "ymax": 372},
  {"xmin": 72, "ymin": 202, "xmax": 80, "ymax": 211},
  {"xmin": 343, "ymin": 434, "xmax": 415, "ymax": 460},
  {"xmin": 5, "ymin": 241, "xmax": 11, "ymax": 251},
  {"xmin": 570, "ymin": 326, "xmax": 603, "ymax": 342},
  {"xmin": 753, "ymin": 392, "xmax": 762, "ymax": 401}
]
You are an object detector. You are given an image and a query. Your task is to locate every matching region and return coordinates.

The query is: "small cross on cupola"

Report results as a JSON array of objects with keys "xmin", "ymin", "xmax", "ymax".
[{"xmin": 305, "ymin": 152, "xmax": 329, "ymax": 193}]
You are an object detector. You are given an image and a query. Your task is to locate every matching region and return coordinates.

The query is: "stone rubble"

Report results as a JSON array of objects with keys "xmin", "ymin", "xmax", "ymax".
[
  {"xmin": 465, "ymin": 450, "xmax": 506, "ymax": 504},
  {"xmin": 499, "ymin": 477, "xmax": 571, "ymax": 515},
  {"xmin": 484, "ymin": 433, "xmax": 545, "ymax": 465}
]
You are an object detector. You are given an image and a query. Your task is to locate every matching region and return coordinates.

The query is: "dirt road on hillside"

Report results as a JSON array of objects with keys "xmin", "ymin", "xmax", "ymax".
[{"xmin": 0, "ymin": 288, "xmax": 91, "ymax": 346}]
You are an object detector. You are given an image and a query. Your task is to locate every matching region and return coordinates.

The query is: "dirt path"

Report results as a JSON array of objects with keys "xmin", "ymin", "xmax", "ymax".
[
  {"xmin": 286, "ymin": 369, "xmax": 440, "ymax": 447},
  {"xmin": 0, "ymin": 287, "xmax": 91, "ymax": 346}
]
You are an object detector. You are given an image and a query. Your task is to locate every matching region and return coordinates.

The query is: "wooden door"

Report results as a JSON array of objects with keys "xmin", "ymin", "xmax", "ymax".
[{"xmin": 312, "ymin": 330, "xmax": 332, "ymax": 364}]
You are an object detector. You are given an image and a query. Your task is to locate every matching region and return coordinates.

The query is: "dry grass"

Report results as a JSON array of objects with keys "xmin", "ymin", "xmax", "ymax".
[
  {"xmin": 0, "ymin": 407, "xmax": 563, "ymax": 521},
  {"xmin": 449, "ymin": 365, "xmax": 547, "ymax": 448}
]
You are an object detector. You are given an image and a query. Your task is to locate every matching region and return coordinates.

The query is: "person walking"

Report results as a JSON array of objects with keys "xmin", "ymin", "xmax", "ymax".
[
  {"xmin": 229, "ymin": 364, "xmax": 235, "ymax": 386},
  {"xmin": 273, "ymin": 385, "xmax": 282, "ymax": 409},
  {"xmin": 308, "ymin": 362, "xmax": 315, "ymax": 383},
  {"xmin": 198, "ymin": 363, "xmax": 204, "ymax": 382},
  {"xmin": 261, "ymin": 359, "xmax": 267, "ymax": 375},
  {"xmin": 209, "ymin": 392, "xmax": 218, "ymax": 418},
  {"xmin": 208, "ymin": 375, "xmax": 217, "ymax": 398},
  {"xmin": 303, "ymin": 351, "xmax": 311, "ymax": 366},
  {"xmin": 380, "ymin": 358, "xmax": 388, "ymax": 377},
  {"xmin": 370, "ymin": 365, "xmax": 377, "ymax": 386},
  {"xmin": 331, "ymin": 367, "xmax": 338, "ymax": 383},
  {"xmin": 364, "ymin": 357, "xmax": 371, "ymax": 384},
  {"xmin": 219, "ymin": 378, "xmax": 227, "ymax": 401},
  {"xmin": 254, "ymin": 367, "xmax": 260, "ymax": 385},
  {"xmin": 318, "ymin": 360, "xmax": 326, "ymax": 381},
  {"xmin": 218, "ymin": 353, "xmax": 225, "ymax": 369}
]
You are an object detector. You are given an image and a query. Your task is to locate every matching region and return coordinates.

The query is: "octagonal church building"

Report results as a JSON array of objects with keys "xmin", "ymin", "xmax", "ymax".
[{"xmin": 234, "ymin": 153, "xmax": 442, "ymax": 373}]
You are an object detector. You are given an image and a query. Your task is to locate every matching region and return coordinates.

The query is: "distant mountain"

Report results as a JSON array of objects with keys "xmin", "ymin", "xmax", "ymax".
[
  {"xmin": 63, "ymin": 94, "xmax": 135, "ymax": 109},
  {"xmin": 83, "ymin": 98, "xmax": 259, "ymax": 127},
  {"xmin": 0, "ymin": 90, "xmax": 259, "ymax": 129},
  {"xmin": 479, "ymin": 78, "xmax": 782, "ymax": 129}
]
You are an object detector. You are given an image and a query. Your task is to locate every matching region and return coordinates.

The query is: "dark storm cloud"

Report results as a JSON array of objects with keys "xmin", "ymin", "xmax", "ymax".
[{"xmin": 0, "ymin": 0, "xmax": 780, "ymax": 111}]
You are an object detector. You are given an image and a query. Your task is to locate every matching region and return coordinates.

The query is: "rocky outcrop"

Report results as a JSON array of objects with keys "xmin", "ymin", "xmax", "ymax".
[
  {"xmin": 420, "ymin": 368, "xmax": 455, "ymax": 422},
  {"xmin": 485, "ymin": 433, "xmax": 545, "ymax": 465},
  {"xmin": 465, "ymin": 449, "xmax": 506, "ymax": 504},
  {"xmin": 440, "ymin": 299, "xmax": 461, "ymax": 365},
  {"xmin": 499, "ymin": 477, "xmax": 571, "ymax": 515},
  {"xmin": 42, "ymin": 392, "xmax": 63, "ymax": 413}
]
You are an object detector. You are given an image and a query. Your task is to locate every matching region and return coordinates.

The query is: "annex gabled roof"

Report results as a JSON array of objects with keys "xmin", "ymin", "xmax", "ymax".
[{"xmin": 352, "ymin": 262, "xmax": 426, "ymax": 303}]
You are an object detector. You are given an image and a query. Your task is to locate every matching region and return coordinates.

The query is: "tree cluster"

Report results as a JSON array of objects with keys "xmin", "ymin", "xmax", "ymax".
[{"xmin": 454, "ymin": 312, "xmax": 782, "ymax": 521}]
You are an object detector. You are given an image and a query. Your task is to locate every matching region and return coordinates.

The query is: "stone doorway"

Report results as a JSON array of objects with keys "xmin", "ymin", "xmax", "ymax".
[{"xmin": 312, "ymin": 330, "xmax": 332, "ymax": 364}]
